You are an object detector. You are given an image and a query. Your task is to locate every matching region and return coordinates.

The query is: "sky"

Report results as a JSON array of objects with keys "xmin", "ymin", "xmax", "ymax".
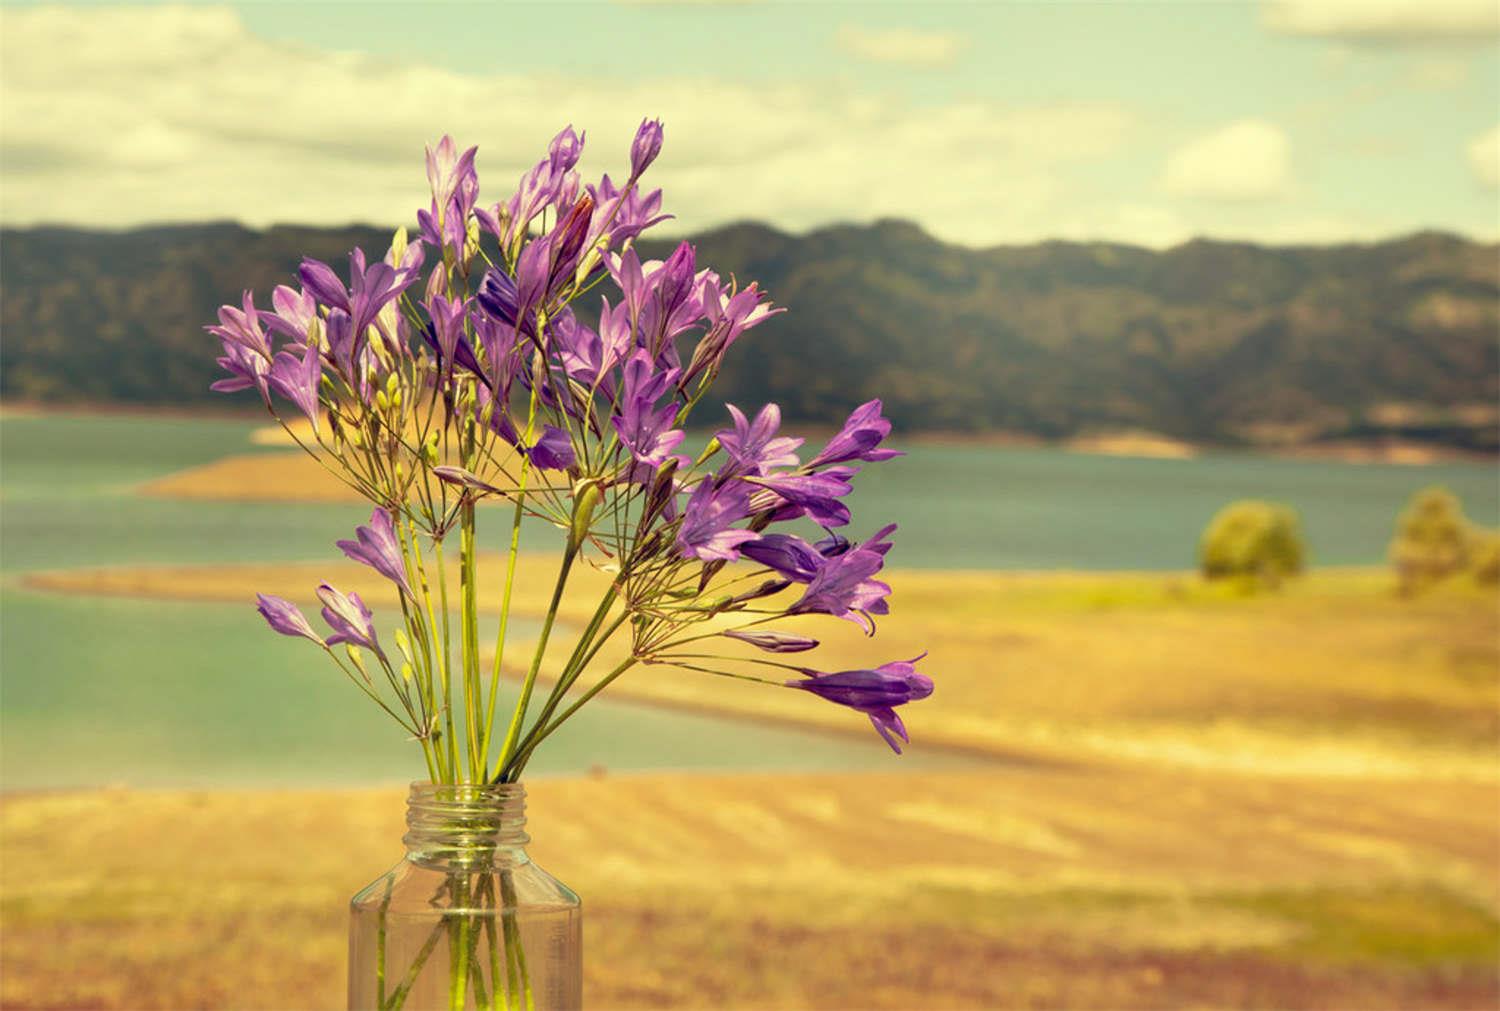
[{"xmin": 1, "ymin": 0, "xmax": 1496, "ymax": 248}]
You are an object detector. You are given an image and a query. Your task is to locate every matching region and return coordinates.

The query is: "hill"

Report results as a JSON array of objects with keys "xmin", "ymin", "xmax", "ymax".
[{"xmin": 2, "ymin": 221, "xmax": 1496, "ymax": 450}]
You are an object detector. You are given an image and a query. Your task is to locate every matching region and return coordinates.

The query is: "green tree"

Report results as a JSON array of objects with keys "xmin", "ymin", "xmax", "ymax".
[
  {"xmin": 1469, "ymin": 527, "xmax": 1500, "ymax": 586},
  {"xmin": 1388, "ymin": 486, "xmax": 1472, "ymax": 594},
  {"xmin": 1199, "ymin": 500, "xmax": 1306, "ymax": 590}
]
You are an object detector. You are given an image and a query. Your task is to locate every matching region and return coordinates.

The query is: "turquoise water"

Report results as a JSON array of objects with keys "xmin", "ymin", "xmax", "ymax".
[{"xmin": 1, "ymin": 412, "xmax": 1495, "ymax": 788}]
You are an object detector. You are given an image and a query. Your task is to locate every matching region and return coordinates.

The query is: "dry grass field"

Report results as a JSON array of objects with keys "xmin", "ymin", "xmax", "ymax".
[
  {"xmin": 3, "ymin": 766, "xmax": 1497, "ymax": 1010},
  {"xmin": 8, "ymin": 445, "xmax": 1500, "ymax": 1008}
]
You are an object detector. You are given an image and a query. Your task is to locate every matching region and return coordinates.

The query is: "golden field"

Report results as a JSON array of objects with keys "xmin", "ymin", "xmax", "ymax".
[
  {"xmin": 3, "ymin": 763, "xmax": 1497, "ymax": 1009},
  {"xmin": 7, "ymin": 442, "xmax": 1500, "ymax": 1009}
]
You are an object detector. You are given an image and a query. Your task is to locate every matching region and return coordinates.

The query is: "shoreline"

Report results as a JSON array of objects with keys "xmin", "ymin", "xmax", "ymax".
[{"xmin": 4, "ymin": 400, "xmax": 1492, "ymax": 466}]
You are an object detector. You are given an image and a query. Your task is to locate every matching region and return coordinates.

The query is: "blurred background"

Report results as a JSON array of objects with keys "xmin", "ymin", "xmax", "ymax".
[{"xmin": 1, "ymin": 1, "xmax": 1497, "ymax": 1008}]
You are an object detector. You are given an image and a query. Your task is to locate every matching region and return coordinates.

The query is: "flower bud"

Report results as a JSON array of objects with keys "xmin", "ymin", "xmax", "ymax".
[
  {"xmin": 569, "ymin": 480, "xmax": 603, "ymax": 552},
  {"xmin": 630, "ymin": 118, "xmax": 664, "ymax": 179}
]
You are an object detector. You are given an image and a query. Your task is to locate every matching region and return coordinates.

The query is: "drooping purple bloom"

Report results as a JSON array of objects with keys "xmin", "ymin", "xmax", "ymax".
[
  {"xmin": 788, "ymin": 543, "xmax": 892, "ymax": 633},
  {"xmin": 716, "ymin": 403, "xmax": 802, "ymax": 477},
  {"xmin": 317, "ymin": 583, "xmax": 382, "ymax": 655},
  {"xmin": 268, "ymin": 340, "xmax": 322, "ymax": 433},
  {"xmin": 810, "ymin": 399, "xmax": 903, "ymax": 467},
  {"xmin": 741, "ymin": 533, "xmax": 825, "ymax": 583},
  {"xmin": 724, "ymin": 629, "xmax": 818, "ymax": 653},
  {"xmin": 528, "ymin": 425, "xmax": 576, "ymax": 471},
  {"xmin": 629, "ymin": 117, "xmax": 664, "ymax": 179},
  {"xmin": 210, "ymin": 337, "xmax": 271, "ymax": 398},
  {"xmin": 207, "ymin": 291, "xmax": 271, "ymax": 357},
  {"xmin": 751, "ymin": 469, "xmax": 855, "ymax": 527},
  {"xmin": 676, "ymin": 481, "xmax": 758, "ymax": 561},
  {"xmin": 256, "ymin": 594, "xmax": 323, "ymax": 644},
  {"xmin": 787, "ymin": 655, "xmax": 933, "ymax": 753},
  {"xmin": 336, "ymin": 509, "xmax": 411, "ymax": 597}
]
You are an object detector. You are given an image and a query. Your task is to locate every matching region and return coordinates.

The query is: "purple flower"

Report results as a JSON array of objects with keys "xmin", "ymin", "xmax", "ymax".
[
  {"xmin": 268, "ymin": 340, "xmax": 322, "ymax": 433},
  {"xmin": 549, "ymin": 125, "xmax": 584, "ymax": 171},
  {"xmin": 640, "ymin": 242, "xmax": 701, "ymax": 358},
  {"xmin": 716, "ymin": 403, "xmax": 802, "ymax": 477},
  {"xmin": 336, "ymin": 509, "xmax": 411, "ymax": 597},
  {"xmin": 210, "ymin": 337, "xmax": 270, "ymax": 398},
  {"xmin": 741, "ymin": 533, "xmax": 825, "ymax": 583},
  {"xmin": 298, "ymin": 251, "xmax": 415, "ymax": 340},
  {"xmin": 256, "ymin": 594, "xmax": 322, "ymax": 644},
  {"xmin": 476, "ymin": 267, "xmax": 537, "ymax": 344},
  {"xmin": 724, "ymin": 629, "xmax": 818, "ymax": 653},
  {"xmin": 421, "ymin": 294, "xmax": 478, "ymax": 377},
  {"xmin": 317, "ymin": 583, "xmax": 382, "ymax": 655},
  {"xmin": 502, "ymin": 126, "xmax": 583, "ymax": 248},
  {"xmin": 810, "ymin": 399, "xmax": 903, "ymax": 468},
  {"xmin": 677, "ymin": 481, "xmax": 758, "ymax": 561},
  {"xmin": 425, "ymin": 135, "xmax": 478, "ymax": 212},
  {"xmin": 586, "ymin": 174, "xmax": 671, "ymax": 252},
  {"xmin": 684, "ymin": 280, "xmax": 783, "ymax": 385},
  {"xmin": 207, "ymin": 291, "xmax": 270, "ymax": 357},
  {"xmin": 630, "ymin": 117, "xmax": 664, "ymax": 179},
  {"xmin": 610, "ymin": 353, "xmax": 686, "ymax": 467},
  {"xmin": 787, "ymin": 655, "xmax": 933, "ymax": 753},
  {"xmin": 263, "ymin": 285, "xmax": 319, "ymax": 343},
  {"xmin": 750, "ymin": 469, "xmax": 855, "ymax": 527},
  {"xmin": 788, "ymin": 544, "xmax": 891, "ymax": 633},
  {"xmin": 528, "ymin": 425, "xmax": 576, "ymax": 471},
  {"xmin": 514, "ymin": 239, "xmax": 551, "ymax": 318},
  {"xmin": 544, "ymin": 193, "xmax": 596, "ymax": 300}
]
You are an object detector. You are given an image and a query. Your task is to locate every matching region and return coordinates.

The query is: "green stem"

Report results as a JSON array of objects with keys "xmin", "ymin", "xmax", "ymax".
[
  {"xmin": 383, "ymin": 918, "xmax": 445, "ymax": 1011},
  {"xmin": 498, "ymin": 870, "xmax": 534, "ymax": 1011},
  {"xmin": 482, "ymin": 473, "xmax": 530, "ymax": 778},
  {"xmin": 461, "ymin": 503, "xmax": 482, "ymax": 781},
  {"xmin": 376, "ymin": 874, "xmax": 394, "ymax": 1008},
  {"xmin": 504, "ymin": 657, "xmax": 637, "ymax": 780},
  {"xmin": 449, "ymin": 875, "xmax": 471, "ymax": 1011},
  {"xmin": 434, "ymin": 539, "xmax": 459, "ymax": 779},
  {"xmin": 494, "ymin": 544, "xmax": 578, "ymax": 775}
]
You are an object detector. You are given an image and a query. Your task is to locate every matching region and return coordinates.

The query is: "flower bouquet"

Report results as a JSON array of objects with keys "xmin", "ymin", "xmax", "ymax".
[{"xmin": 209, "ymin": 119, "xmax": 933, "ymax": 1010}]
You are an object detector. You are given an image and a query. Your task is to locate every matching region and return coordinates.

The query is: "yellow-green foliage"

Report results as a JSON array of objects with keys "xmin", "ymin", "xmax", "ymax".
[
  {"xmin": 1389, "ymin": 487, "xmax": 1475, "ymax": 593},
  {"xmin": 1199, "ymin": 500, "xmax": 1306, "ymax": 589},
  {"xmin": 1469, "ymin": 527, "xmax": 1500, "ymax": 586}
]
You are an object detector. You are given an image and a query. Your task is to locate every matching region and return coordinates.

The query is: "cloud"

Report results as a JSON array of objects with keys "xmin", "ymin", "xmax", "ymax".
[
  {"xmin": 1262, "ymin": 0, "xmax": 1499, "ymax": 43},
  {"xmin": 1405, "ymin": 56, "xmax": 1472, "ymax": 90},
  {"xmin": 1162, "ymin": 120, "xmax": 1291, "ymax": 202},
  {"xmin": 1468, "ymin": 125, "xmax": 1500, "ymax": 189},
  {"xmin": 0, "ymin": 5, "xmax": 1133, "ymax": 247},
  {"xmin": 836, "ymin": 25, "xmax": 967, "ymax": 68}
]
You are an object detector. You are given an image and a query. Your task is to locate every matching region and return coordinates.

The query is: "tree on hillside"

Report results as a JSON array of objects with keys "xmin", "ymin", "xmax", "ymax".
[
  {"xmin": 1199, "ymin": 500, "xmax": 1306, "ymax": 591},
  {"xmin": 1388, "ymin": 487, "xmax": 1472, "ymax": 595}
]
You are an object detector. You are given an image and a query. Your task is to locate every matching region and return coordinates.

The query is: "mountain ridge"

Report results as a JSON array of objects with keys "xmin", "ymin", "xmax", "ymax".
[{"xmin": 2, "ymin": 220, "xmax": 1495, "ymax": 451}]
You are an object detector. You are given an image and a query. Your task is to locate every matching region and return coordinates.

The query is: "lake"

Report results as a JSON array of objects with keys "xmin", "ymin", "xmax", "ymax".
[{"xmin": 2, "ymin": 411, "xmax": 1495, "ymax": 788}]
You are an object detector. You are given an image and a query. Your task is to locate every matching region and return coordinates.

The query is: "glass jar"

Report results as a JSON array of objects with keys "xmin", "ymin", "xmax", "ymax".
[{"xmin": 348, "ymin": 783, "xmax": 581, "ymax": 1011}]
